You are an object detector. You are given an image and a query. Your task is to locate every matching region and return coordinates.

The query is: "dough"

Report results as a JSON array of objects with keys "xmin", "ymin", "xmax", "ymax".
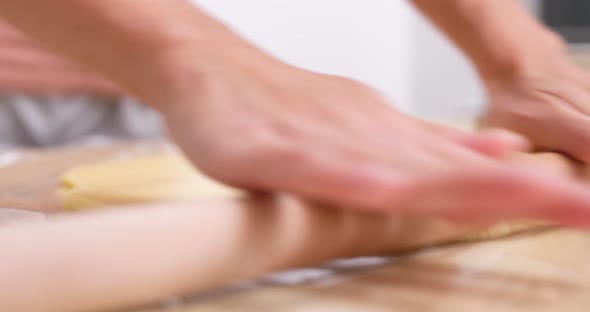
[
  {"xmin": 59, "ymin": 154, "xmax": 241, "ymax": 211},
  {"xmin": 457, "ymin": 221, "xmax": 549, "ymax": 242}
]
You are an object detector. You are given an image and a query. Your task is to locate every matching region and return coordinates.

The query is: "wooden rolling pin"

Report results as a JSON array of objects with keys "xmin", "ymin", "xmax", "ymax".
[{"xmin": 0, "ymin": 152, "xmax": 583, "ymax": 312}]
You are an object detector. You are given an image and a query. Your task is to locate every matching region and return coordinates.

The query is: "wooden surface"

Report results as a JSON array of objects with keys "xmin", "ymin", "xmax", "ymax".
[
  {"xmin": 167, "ymin": 229, "xmax": 590, "ymax": 312},
  {"xmin": 1, "ymin": 142, "xmax": 589, "ymax": 312}
]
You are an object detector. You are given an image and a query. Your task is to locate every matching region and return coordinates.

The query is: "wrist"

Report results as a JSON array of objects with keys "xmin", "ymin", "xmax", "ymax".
[
  {"xmin": 131, "ymin": 30, "xmax": 279, "ymax": 113},
  {"xmin": 479, "ymin": 30, "xmax": 569, "ymax": 86},
  {"xmin": 100, "ymin": 5, "xmax": 281, "ymax": 112}
]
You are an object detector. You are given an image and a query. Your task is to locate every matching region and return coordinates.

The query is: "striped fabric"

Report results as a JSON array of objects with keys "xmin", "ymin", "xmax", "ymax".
[{"xmin": 0, "ymin": 21, "xmax": 122, "ymax": 96}]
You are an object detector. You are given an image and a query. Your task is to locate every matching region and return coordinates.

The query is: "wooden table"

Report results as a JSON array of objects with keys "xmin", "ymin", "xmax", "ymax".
[{"xmin": 1, "ymin": 142, "xmax": 590, "ymax": 312}]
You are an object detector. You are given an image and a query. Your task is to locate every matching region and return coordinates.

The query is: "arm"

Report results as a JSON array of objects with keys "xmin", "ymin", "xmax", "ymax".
[
  {"xmin": 0, "ymin": 0, "xmax": 269, "ymax": 107},
  {"xmin": 410, "ymin": 0, "xmax": 566, "ymax": 81},
  {"xmin": 411, "ymin": 0, "xmax": 590, "ymax": 162}
]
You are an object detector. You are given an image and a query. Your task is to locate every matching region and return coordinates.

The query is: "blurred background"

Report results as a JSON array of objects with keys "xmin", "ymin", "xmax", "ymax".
[{"xmin": 196, "ymin": 0, "xmax": 583, "ymax": 122}]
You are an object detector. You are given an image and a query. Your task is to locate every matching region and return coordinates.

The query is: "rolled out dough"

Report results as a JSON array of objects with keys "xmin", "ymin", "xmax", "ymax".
[{"xmin": 59, "ymin": 153, "xmax": 554, "ymax": 246}]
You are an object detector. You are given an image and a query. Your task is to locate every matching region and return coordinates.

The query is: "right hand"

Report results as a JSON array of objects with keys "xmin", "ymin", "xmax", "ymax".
[{"xmin": 155, "ymin": 47, "xmax": 590, "ymax": 227}]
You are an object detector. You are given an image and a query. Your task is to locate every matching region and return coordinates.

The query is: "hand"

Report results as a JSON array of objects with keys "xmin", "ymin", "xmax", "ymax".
[
  {"xmin": 482, "ymin": 57, "xmax": 590, "ymax": 162},
  {"xmin": 159, "ymin": 54, "xmax": 590, "ymax": 227}
]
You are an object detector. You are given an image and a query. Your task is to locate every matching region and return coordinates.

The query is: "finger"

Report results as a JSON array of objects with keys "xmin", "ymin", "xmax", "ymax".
[
  {"xmin": 545, "ymin": 79, "xmax": 590, "ymax": 116},
  {"xmin": 506, "ymin": 152, "xmax": 581, "ymax": 177},
  {"xmin": 549, "ymin": 113, "xmax": 590, "ymax": 164},
  {"xmin": 416, "ymin": 119, "xmax": 529, "ymax": 156},
  {"xmin": 465, "ymin": 128, "xmax": 530, "ymax": 157},
  {"xmin": 416, "ymin": 130, "xmax": 521, "ymax": 173},
  {"xmin": 244, "ymin": 146, "xmax": 410, "ymax": 209},
  {"xmin": 393, "ymin": 167, "xmax": 590, "ymax": 227}
]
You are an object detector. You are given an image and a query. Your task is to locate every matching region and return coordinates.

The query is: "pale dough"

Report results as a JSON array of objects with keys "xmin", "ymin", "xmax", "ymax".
[
  {"xmin": 59, "ymin": 153, "xmax": 545, "ymax": 244},
  {"xmin": 59, "ymin": 154, "xmax": 242, "ymax": 211}
]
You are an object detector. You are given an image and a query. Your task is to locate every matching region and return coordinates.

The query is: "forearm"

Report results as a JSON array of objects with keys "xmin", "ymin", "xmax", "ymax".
[
  {"xmin": 0, "ymin": 0, "xmax": 270, "ymax": 109},
  {"xmin": 411, "ymin": 0, "xmax": 567, "ymax": 81},
  {"xmin": 0, "ymin": 196, "xmax": 469, "ymax": 312}
]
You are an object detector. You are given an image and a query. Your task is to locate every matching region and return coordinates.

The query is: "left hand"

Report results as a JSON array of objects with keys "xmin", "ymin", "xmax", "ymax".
[{"xmin": 482, "ymin": 57, "xmax": 590, "ymax": 162}]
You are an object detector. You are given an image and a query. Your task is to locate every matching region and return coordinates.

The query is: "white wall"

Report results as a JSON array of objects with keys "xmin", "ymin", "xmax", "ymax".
[
  {"xmin": 408, "ymin": 12, "xmax": 484, "ymax": 120},
  {"xmin": 194, "ymin": 0, "xmax": 416, "ymax": 112}
]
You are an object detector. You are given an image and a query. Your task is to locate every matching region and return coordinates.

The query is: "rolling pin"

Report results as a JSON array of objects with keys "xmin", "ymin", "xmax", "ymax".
[{"xmin": 0, "ymin": 152, "xmax": 583, "ymax": 312}]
